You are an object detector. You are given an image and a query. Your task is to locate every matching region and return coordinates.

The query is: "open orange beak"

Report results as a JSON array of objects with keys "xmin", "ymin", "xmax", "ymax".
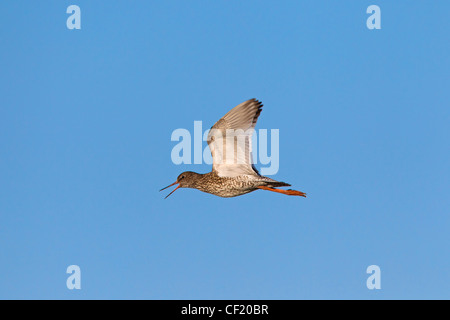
[{"xmin": 160, "ymin": 181, "xmax": 180, "ymax": 199}]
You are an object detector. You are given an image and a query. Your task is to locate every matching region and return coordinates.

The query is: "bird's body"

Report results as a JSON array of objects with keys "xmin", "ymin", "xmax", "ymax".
[
  {"xmin": 161, "ymin": 99, "xmax": 306, "ymax": 198},
  {"xmin": 177, "ymin": 171, "xmax": 291, "ymax": 198}
]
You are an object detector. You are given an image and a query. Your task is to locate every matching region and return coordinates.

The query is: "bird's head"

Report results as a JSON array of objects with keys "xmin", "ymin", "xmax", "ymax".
[{"xmin": 160, "ymin": 171, "xmax": 201, "ymax": 199}]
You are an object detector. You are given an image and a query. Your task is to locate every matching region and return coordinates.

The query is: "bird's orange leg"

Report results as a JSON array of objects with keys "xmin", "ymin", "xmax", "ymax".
[{"xmin": 257, "ymin": 186, "xmax": 306, "ymax": 197}]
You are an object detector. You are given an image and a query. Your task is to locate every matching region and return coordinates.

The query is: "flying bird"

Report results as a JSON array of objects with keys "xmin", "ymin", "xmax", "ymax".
[{"xmin": 161, "ymin": 99, "xmax": 306, "ymax": 198}]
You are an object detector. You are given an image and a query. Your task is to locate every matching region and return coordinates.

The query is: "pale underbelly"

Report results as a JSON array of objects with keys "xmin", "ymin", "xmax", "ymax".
[{"xmin": 198, "ymin": 186, "xmax": 258, "ymax": 198}]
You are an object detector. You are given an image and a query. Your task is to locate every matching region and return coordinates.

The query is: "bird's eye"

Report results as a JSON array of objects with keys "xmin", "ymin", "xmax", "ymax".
[{"xmin": 181, "ymin": 175, "xmax": 185, "ymax": 179}]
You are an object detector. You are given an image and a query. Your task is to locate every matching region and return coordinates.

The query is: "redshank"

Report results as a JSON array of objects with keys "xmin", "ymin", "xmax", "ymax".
[{"xmin": 161, "ymin": 99, "xmax": 306, "ymax": 198}]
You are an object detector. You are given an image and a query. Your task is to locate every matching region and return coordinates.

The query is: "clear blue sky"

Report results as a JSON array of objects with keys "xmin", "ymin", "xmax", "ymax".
[{"xmin": 0, "ymin": 1, "xmax": 449, "ymax": 299}]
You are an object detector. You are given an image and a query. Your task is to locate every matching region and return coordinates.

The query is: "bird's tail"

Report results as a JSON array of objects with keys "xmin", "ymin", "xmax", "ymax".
[
  {"xmin": 259, "ymin": 177, "xmax": 291, "ymax": 188},
  {"xmin": 258, "ymin": 177, "xmax": 306, "ymax": 197},
  {"xmin": 266, "ymin": 181, "xmax": 291, "ymax": 188}
]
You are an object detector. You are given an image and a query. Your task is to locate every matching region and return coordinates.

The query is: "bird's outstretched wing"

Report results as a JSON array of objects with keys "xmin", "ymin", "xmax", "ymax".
[{"xmin": 207, "ymin": 99, "xmax": 263, "ymax": 177}]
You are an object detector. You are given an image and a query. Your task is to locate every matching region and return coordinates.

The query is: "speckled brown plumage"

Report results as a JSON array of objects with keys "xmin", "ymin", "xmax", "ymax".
[{"xmin": 175, "ymin": 171, "xmax": 294, "ymax": 198}]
